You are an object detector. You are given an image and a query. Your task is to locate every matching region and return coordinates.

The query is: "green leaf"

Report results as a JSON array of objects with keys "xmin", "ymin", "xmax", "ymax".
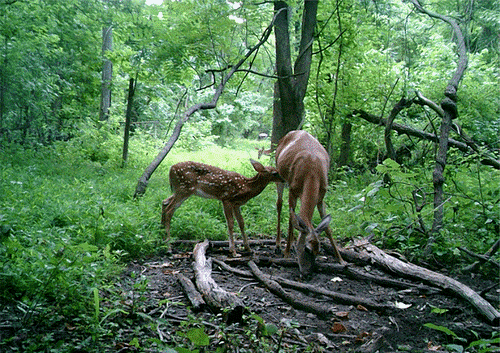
[
  {"xmin": 424, "ymin": 323, "xmax": 466, "ymax": 342},
  {"xmin": 430, "ymin": 305, "xmax": 449, "ymax": 315},
  {"xmin": 265, "ymin": 323, "xmax": 279, "ymax": 336},
  {"xmin": 186, "ymin": 327, "xmax": 209, "ymax": 347},
  {"xmin": 423, "ymin": 323, "xmax": 458, "ymax": 338}
]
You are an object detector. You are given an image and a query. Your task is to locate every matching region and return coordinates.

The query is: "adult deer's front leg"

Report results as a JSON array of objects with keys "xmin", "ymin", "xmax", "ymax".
[{"xmin": 222, "ymin": 201, "xmax": 238, "ymax": 257}]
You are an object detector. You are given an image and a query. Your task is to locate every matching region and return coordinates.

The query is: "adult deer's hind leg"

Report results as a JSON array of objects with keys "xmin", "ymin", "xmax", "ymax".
[
  {"xmin": 284, "ymin": 193, "xmax": 298, "ymax": 258},
  {"xmin": 276, "ymin": 182, "xmax": 285, "ymax": 254}
]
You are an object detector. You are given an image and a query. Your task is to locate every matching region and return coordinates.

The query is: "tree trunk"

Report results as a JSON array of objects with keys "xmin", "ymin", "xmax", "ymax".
[
  {"xmin": 0, "ymin": 37, "xmax": 7, "ymax": 129},
  {"xmin": 122, "ymin": 77, "xmax": 135, "ymax": 167},
  {"xmin": 99, "ymin": 26, "xmax": 113, "ymax": 122},
  {"xmin": 338, "ymin": 122, "xmax": 352, "ymax": 167},
  {"xmin": 271, "ymin": 0, "xmax": 318, "ymax": 146}
]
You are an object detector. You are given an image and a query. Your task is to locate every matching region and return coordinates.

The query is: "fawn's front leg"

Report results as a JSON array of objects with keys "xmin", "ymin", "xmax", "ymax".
[{"xmin": 233, "ymin": 205, "xmax": 251, "ymax": 253}]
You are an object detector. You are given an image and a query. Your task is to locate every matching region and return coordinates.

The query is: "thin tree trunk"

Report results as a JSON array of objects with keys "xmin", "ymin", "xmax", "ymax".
[
  {"xmin": 122, "ymin": 77, "xmax": 135, "ymax": 167},
  {"xmin": 338, "ymin": 122, "xmax": 351, "ymax": 167},
  {"xmin": 272, "ymin": 2, "xmax": 297, "ymax": 146},
  {"xmin": 99, "ymin": 26, "xmax": 113, "ymax": 122}
]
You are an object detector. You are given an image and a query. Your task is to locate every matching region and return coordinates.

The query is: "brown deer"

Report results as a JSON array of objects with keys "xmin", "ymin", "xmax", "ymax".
[
  {"xmin": 275, "ymin": 130, "xmax": 345, "ymax": 275},
  {"xmin": 161, "ymin": 160, "xmax": 283, "ymax": 257}
]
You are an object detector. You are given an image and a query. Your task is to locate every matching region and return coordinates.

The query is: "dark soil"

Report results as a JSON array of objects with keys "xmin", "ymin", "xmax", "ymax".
[{"xmin": 123, "ymin": 241, "xmax": 499, "ymax": 352}]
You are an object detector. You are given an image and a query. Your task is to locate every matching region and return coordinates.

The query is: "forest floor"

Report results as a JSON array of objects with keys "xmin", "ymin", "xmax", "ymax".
[{"xmin": 120, "ymin": 240, "xmax": 499, "ymax": 352}]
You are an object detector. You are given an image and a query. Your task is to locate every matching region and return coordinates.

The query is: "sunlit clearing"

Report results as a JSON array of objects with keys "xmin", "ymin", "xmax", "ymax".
[{"xmin": 229, "ymin": 15, "xmax": 245, "ymax": 24}]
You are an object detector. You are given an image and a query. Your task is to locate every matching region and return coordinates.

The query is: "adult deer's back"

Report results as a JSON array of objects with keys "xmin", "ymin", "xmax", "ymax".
[{"xmin": 275, "ymin": 130, "xmax": 344, "ymax": 275}]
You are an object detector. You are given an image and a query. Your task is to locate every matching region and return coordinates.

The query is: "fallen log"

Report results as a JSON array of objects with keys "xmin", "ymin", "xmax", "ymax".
[
  {"xmin": 176, "ymin": 273, "xmax": 206, "ymax": 311},
  {"xmin": 318, "ymin": 248, "xmax": 436, "ymax": 293},
  {"xmin": 248, "ymin": 260, "xmax": 334, "ymax": 318},
  {"xmin": 192, "ymin": 240, "xmax": 245, "ymax": 322},
  {"xmin": 346, "ymin": 242, "xmax": 500, "ymax": 324}
]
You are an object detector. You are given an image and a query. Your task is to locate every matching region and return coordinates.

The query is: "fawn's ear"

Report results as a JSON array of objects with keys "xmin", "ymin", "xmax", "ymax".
[{"xmin": 250, "ymin": 159, "xmax": 265, "ymax": 172}]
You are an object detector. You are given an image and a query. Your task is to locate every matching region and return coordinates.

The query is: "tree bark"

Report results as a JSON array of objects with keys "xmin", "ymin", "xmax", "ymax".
[
  {"xmin": 99, "ymin": 26, "xmax": 113, "ymax": 122},
  {"xmin": 271, "ymin": 1, "xmax": 318, "ymax": 146},
  {"xmin": 338, "ymin": 122, "xmax": 352, "ymax": 167},
  {"xmin": 384, "ymin": 97, "xmax": 412, "ymax": 162},
  {"xmin": 176, "ymin": 273, "xmax": 206, "ymax": 311}
]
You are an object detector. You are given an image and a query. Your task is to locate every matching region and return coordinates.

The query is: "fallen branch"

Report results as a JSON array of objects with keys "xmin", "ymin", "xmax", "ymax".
[
  {"xmin": 273, "ymin": 274, "xmax": 393, "ymax": 312},
  {"xmin": 459, "ymin": 246, "xmax": 500, "ymax": 272},
  {"xmin": 215, "ymin": 258, "xmax": 392, "ymax": 311},
  {"xmin": 176, "ymin": 273, "xmax": 206, "ymax": 311},
  {"xmin": 348, "ymin": 242, "xmax": 500, "ymax": 324},
  {"xmin": 212, "ymin": 258, "xmax": 253, "ymax": 278},
  {"xmin": 317, "ymin": 261, "xmax": 436, "ymax": 294},
  {"xmin": 192, "ymin": 240, "xmax": 245, "ymax": 322},
  {"xmin": 248, "ymin": 260, "xmax": 333, "ymax": 318},
  {"xmin": 259, "ymin": 253, "xmax": 436, "ymax": 294}
]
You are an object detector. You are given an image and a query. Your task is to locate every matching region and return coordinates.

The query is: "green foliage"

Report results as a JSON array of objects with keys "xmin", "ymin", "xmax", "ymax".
[
  {"xmin": 325, "ymin": 156, "xmax": 499, "ymax": 264},
  {"xmin": 424, "ymin": 323, "xmax": 500, "ymax": 353}
]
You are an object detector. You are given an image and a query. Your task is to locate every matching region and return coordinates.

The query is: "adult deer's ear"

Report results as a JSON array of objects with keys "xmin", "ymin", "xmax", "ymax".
[
  {"xmin": 291, "ymin": 210, "xmax": 308, "ymax": 232},
  {"xmin": 315, "ymin": 214, "xmax": 332, "ymax": 234}
]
